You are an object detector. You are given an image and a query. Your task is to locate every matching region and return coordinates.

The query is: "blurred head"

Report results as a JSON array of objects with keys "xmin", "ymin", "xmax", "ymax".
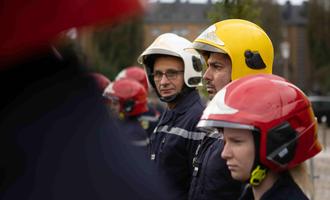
[
  {"xmin": 103, "ymin": 79, "xmax": 148, "ymax": 117},
  {"xmin": 197, "ymin": 74, "xmax": 322, "ymax": 185},
  {"xmin": 192, "ymin": 19, "xmax": 274, "ymax": 99},
  {"xmin": 87, "ymin": 72, "xmax": 111, "ymax": 92},
  {"xmin": 138, "ymin": 33, "xmax": 203, "ymax": 103},
  {"xmin": 0, "ymin": 0, "xmax": 146, "ymax": 67},
  {"xmin": 115, "ymin": 66, "xmax": 149, "ymax": 92}
]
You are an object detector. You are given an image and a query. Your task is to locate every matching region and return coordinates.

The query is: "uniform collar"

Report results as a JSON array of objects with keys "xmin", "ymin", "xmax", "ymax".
[
  {"xmin": 160, "ymin": 90, "xmax": 202, "ymax": 125},
  {"xmin": 170, "ymin": 89, "xmax": 201, "ymax": 114}
]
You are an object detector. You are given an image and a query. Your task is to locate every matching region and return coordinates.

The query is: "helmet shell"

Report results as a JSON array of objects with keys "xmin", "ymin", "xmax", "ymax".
[
  {"xmin": 115, "ymin": 66, "xmax": 149, "ymax": 92},
  {"xmin": 193, "ymin": 19, "xmax": 274, "ymax": 81},
  {"xmin": 88, "ymin": 72, "xmax": 111, "ymax": 91},
  {"xmin": 138, "ymin": 33, "xmax": 203, "ymax": 90},
  {"xmin": 197, "ymin": 74, "xmax": 322, "ymax": 171},
  {"xmin": 103, "ymin": 79, "xmax": 148, "ymax": 116}
]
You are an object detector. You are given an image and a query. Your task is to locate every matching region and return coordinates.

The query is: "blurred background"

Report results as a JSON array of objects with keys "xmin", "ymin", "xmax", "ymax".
[
  {"xmin": 66, "ymin": 0, "xmax": 330, "ymax": 96},
  {"xmin": 66, "ymin": 0, "xmax": 330, "ymax": 199}
]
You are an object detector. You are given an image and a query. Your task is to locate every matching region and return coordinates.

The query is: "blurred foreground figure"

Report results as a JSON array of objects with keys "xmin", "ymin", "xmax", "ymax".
[
  {"xmin": 88, "ymin": 72, "xmax": 111, "ymax": 93},
  {"xmin": 0, "ymin": 0, "xmax": 170, "ymax": 199}
]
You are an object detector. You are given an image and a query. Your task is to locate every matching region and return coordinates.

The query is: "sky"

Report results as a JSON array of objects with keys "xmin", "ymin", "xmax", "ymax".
[{"xmin": 152, "ymin": 0, "xmax": 307, "ymax": 5}]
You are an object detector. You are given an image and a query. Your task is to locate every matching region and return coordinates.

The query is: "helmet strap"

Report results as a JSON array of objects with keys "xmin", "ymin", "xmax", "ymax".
[
  {"xmin": 248, "ymin": 130, "xmax": 268, "ymax": 186},
  {"xmin": 159, "ymin": 84, "xmax": 193, "ymax": 103},
  {"xmin": 249, "ymin": 165, "xmax": 268, "ymax": 186},
  {"xmin": 160, "ymin": 93, "xmax": 178, "ymax": 102}
]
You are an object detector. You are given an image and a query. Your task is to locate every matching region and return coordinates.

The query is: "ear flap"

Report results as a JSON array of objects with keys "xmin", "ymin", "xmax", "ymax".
[
  {"xmin": 123, "ymin": 99, "xmax": 135, "ymax": 113},
  {"xmin": 244, "ymin": 50, "xmax": 266, "ymax": 69},
  {"xmin": 266, "ymin": 122, "xmax": 297, "ymax": 166},
  {"xmin": 187, "ymin": 56, "xmax": 203, "ymax": 86}
]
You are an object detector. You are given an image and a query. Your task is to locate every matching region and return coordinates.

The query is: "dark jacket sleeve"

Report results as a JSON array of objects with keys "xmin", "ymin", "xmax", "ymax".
[{"xmin": 0, "ymin": 50, "xmax": 171, "ymax": 200}]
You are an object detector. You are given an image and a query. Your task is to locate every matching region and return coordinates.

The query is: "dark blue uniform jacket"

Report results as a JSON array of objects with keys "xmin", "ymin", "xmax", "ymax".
[
  {"xmin": 239, "ymin": 172, "xmax": 309, "ymax": 200},
  {"xmin": 0, "ymin": 50, "xmax": 171, "ymax": 200},
  {"xmin": 188, "ymin": 131, "xmax": 243, "ymax": 200},
  {"xmin": 150, "ymin": 90, "xmax": 205, "ymax": 200},
  {"xmin": 138, "ymin": 103, "xmax": 162, "ymax": 138}
]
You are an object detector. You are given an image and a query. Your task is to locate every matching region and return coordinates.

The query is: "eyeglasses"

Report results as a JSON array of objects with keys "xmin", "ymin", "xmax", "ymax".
[{"xmin": 152, "ymin": 70, "xmax": 184, "ymax": 81}]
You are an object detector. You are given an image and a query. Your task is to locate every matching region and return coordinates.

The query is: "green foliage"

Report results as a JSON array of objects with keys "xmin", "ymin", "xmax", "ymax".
[
  {"xmin": 208, "ymin": 0, "xmax": 262, "ymax": 24},
  {"xmin": 82, "ymin": 18, "xmax": 144, "ymax": 80},
  {"xmin": 308, "ymin": 0, "xmax": 330, "ymax": 69},
  {"xmin": 314, "ymin": 65, "xmax": 330, "ymax": 94},
  {"xmin": 308, "ymin": 0, "xmax": 330, "ymax": 93}
]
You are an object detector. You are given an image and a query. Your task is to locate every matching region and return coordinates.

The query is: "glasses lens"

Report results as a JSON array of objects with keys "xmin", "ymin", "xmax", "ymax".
[
  {"xmin": 153, "ymin": 70, "xmax": 183, "ymax": 81},
  {"xmin": 166, "ymin": 70, "xmax": 179, "ymax": 80},
  {"xmin": 153, "ymin": 71, "xmax": 163, "ymax": 81}
]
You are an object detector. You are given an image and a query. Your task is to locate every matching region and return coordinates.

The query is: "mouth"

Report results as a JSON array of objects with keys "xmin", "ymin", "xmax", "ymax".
[
  {"xmin": 226, "ymin": 163, "xmax": 237, "ymax": 171},
  {"xmin": 205, "ymin": 84, "xmax": 216, "ymax": 95},
  {"xmin": 160, "ymin": 89, "xmax": 174, "ymax": 95}
]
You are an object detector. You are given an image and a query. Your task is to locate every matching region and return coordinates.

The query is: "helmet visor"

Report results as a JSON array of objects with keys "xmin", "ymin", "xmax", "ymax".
[
  {"xmin": 192, "ymin": 42, "xmax": 227, "ymax": 54},
  {"xmin": 197, "ymin": 119, "xmax": 256, "ymax": 131}
]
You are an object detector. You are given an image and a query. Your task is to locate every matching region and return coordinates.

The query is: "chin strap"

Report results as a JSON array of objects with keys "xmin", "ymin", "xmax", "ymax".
[
  {"xmin": 249, "ymin": 165, "xmax": 268, "ymax": 186},
  {"xmin": 159, "ymin": 85, "xmax": 194, "ymax": 103},
  {"xmin": 160, "ymin": 93, "xmax": 179, "ymax": 103}
]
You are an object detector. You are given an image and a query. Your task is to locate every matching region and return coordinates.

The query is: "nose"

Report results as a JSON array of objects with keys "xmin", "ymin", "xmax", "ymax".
[
  {"xmin": 203, "ymin": 67, "xmax": 212, "ymax": 83},
  {"xmin": 221, "ymin": 142, "xmax": 231, "ymax": 160},
  {"xmin": 159, "ymin": 73, "xmax": 170, "ymax": 85}
]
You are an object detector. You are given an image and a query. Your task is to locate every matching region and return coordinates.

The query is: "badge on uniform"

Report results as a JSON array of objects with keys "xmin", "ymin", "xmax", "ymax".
[{"xmin": 140, "ymin": 119, "xmax": 149, "ymax": 130}]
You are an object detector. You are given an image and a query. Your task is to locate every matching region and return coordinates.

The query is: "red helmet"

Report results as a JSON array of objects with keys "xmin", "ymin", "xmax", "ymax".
[
  {"xmin": 1, "ymin": 0, "xmax": 145, "ymax": 66},
  {"xmin": 198, "ymin": 74, "xmax": 322, "ymax": 172},
  {"xmin": 88, "ymin": 72, "xmax": 111, "ymax": 91},
  {"xmin": 86, "ymin": 72, "xmax": 112, "ymax": 105},
  {"xmin": 115, "ymin": 66, "xmax": 149, "ymax": 92},
  {"xmin": 103, "ymin": 79, "xmax": 148, "ymax": 116}
]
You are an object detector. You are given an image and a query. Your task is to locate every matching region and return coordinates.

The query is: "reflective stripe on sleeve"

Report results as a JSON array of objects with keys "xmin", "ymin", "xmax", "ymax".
[{"xmin": 156, "ymin": 125, "xmax": 205, "ymax": 140}]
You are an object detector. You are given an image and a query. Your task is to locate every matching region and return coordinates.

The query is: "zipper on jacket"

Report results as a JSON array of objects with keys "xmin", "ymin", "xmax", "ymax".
[
  {"xmin": 192, "ymin": 143, "xmax": 202, "ymax": 177},
  {"xmin": 159, "ymin": 136, "xmax": 166, "ymax": 153},
  {"xmin": 150, "ymin": 127, "xmax": 158, "ymax": 161}
]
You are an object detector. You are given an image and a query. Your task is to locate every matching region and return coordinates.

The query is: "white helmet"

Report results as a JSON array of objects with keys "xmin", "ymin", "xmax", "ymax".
[{"xmin": 138, "ymin": 33, "xmax": 203, "ymax": 90}]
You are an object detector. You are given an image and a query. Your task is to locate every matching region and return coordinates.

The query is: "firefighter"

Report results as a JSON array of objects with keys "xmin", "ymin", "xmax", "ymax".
[
  {"xmin": 197, "ymin": 74, "xmax": 322, "ymax": 199},
  {"xmin": 115, "ymin": 66, "xmax": 162, "ymax": 137},
  {"xmin": 188, "ymin": 19, "xmax": 274, "ymax": 200},
  {"xmin": 103, "ymin": 78, "xmax": 149, "ymax": 150},
  {"xmin": 138, "ymin": 33, "xmax": 205, "ymax": 199}
]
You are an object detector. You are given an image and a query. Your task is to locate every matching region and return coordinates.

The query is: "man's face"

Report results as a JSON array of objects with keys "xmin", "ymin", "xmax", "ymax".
[
  {"xmin": 203, "ymin": 52, "xmax": 232, "ymax": 100},
  {"xmin": 153, "ymin": 56, "xmax": 184, "ymax": 98}
]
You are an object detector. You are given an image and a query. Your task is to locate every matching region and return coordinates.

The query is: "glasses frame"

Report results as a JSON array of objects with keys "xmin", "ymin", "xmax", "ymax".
[{"xmin": 152, "ymin": 69, "xmax": 184, "ymax": 82}]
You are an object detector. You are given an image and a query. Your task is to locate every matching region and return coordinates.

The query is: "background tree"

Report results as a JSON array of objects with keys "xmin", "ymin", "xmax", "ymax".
[
  {"xmin": 208, "ymin": 0, "xmax": 261, "ymax": 24},
  {"xmin": 308, "ymin": 0, "xmax": 330, "ymax": 94},
  {"xmin": 77, "ymin": 18, "xmax": 144, "ymax": 80}
]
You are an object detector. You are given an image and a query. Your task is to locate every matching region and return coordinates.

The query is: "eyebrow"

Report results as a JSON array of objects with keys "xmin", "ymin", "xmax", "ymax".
[{"xmin": 208, "ymin": 60, "xmax": 224, "ymax": 66}]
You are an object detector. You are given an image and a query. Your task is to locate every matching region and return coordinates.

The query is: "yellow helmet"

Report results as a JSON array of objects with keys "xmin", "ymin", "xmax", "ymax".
[{"xmin": 193, "ymin": 19, "xmax": 274, "ymax": 80}]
